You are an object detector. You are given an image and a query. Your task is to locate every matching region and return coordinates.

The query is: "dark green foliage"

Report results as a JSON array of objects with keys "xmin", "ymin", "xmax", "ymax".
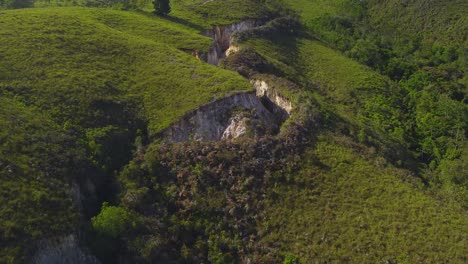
[
  {"xmin": 90, "ymin": 202, "xmax": 147, "ymax": 262},
  {"xmin": 153, "ymin": 0, "xmax": 170, "ymax": 16}
]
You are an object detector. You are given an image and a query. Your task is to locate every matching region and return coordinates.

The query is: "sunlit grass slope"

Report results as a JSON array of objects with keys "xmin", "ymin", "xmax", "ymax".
[
  {"xmin": 249, "ymin": 37, "xmax": 386, "ymax": 101},
  {"xmin": 259, "ymin": 134, "xmax": 468, "ymax": 263},
  {"xmin": 0, "ymin": 7, "xmax": 252, "ymax": 135}
]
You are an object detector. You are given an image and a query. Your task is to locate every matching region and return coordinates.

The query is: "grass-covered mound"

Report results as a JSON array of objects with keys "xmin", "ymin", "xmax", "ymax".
[{"xmin": 0, "ymin": 7, "xmax": 253, "ymax": 135}]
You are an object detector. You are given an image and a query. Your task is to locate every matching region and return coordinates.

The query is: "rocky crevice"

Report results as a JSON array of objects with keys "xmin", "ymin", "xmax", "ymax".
[
  {"xmin": 252, "ymin": 79, "xmax": 292, "ymax": 120},
  {"xmin": 163, "ymin": 20, "xmax": 295, "ymax": 143},
  {"xmin": 204, "ymin": 19, "xmax": 259, "ymax": 65},
  {"xmin": 162, "ymin": 78, "xmax": 293, "ymax": 142},
  {"xmin": 162, "ymin": 92, "xmax": 280, "ymax": 142}
]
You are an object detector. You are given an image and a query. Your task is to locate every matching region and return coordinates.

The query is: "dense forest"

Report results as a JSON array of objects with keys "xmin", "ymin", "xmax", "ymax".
[{"xmin": 0, "ymin": 0, "xmax": 466, "ymax": 263}]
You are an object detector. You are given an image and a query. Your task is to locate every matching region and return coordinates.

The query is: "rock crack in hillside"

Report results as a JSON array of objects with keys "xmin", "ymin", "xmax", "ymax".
[
  {"xmin": 204, "ymin": 19, "xmax": 259, "ymax": 65},
  {"xmin": 163, "ymin": 20, "xmax": 294, "ymax": 142}
]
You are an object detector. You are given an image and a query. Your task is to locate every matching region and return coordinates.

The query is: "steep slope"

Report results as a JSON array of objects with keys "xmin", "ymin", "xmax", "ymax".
[
  {"xmin": 0, "ymin": 98, "xmax": 79, "ymax": 263},
  {"xmin": 285, "ymin": 0, "xmax": 467, "ymax": 202},
  {"xmin": 112, "ymin": 3, "xmax": 467, "ymax": 263},
  {"xmin": 245, "ymin": 36, "xmax": 410, "ymax": 165},
  {"xmin": 259, "ymin": 134, "xmax": 467, "ymax": 263}
]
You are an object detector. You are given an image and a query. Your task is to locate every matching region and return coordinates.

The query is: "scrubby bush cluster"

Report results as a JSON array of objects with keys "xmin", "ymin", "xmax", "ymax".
[{"xmin": 115, "ymin": 112, "xmax": 320, "ymax": 262}]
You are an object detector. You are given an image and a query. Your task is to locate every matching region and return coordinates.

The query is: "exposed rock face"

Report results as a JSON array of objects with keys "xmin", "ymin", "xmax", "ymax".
[
  {"xmin": 251, "ymin": 79, "xmax": 292, "ymax": 121},
  {"xmin": 221, "ymin": 115, "xmax": 248, "ymax": 140},
  {"xmin": 30, "ymin": 234, "xmax": 99, "ymax": 264},
  {"xmin": 162, "ymin": 78, "xmax": 294, "ymax": 143},
  {"xmin": 225, "ymin": 45, "xmax": 240, "ymax": 57},
  {"xmin": 162, "ymin": 92, "xmax": 279, "ymax": 142},
  {"xmin": 163, "ymin": 21, "xmax": 295, "ymax": 143},
  {"xmin": 205, "ymin": 20, "xmax": 258, "ymax": 65}
]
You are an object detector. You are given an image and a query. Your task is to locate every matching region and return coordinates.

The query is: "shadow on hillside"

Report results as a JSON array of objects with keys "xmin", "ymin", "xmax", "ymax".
[
  {"xmin": 136, "ymin": 10, "xmax": 207, "ymax": 32},
  {"xmin": 165, "ymin": 15, "xmax": 207, "ymax": 32},
  {"xmin": 257, "ymin": 33, "xmax": 305, "ymax": 85}
]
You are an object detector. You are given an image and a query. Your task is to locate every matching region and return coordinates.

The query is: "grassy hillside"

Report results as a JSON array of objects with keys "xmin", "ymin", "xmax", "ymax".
[
  {"xmin": 0, "ymin": 97, "xmax": 78, "ymax": 263},
  {"xmin": 282, "ymin": 0, "xmax": 467, "ymax": 199},
  {"xmin": 111, "ymin": 11, "xmax": 466, "ymax": 261},
  {"xmin": 245, "ymin": 36, "xmax": 410, "ymax": 167},
  {"xmin": 0, "ymin": 7, "xmax": 253, "ymax": 261},
  {"xmin": 259, "ymin": 134, "xmax": 467, "ymax": 263},
  {"xmin": 0, "ymin": 7, "xmax": 254, "ymax": 134}
]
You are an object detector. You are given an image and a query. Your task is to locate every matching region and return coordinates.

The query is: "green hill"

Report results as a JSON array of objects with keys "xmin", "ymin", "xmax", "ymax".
[
  {"xmin": 0, "ymin": 0, "xmax": 466, "ymax": 263},
  {"xmin": 259, "ymin": 134, "xmax": 467, "ymax": 263},
  {"xmin": 0, "ymin": 7, "xmax": 253, "ymax": 134},
  {"xmin": 0, "ymin": 6, "xmax": 252, "ymax": 261}
]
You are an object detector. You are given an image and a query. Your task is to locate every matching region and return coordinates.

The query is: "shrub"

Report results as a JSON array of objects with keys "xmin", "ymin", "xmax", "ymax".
[
  {"xmin": 283, "ymin": 253, "xmax": 298, "ymax": 264},
  {"xmin": 92, "ymin": 202, "xmax": 133, "ymax": 238}
]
